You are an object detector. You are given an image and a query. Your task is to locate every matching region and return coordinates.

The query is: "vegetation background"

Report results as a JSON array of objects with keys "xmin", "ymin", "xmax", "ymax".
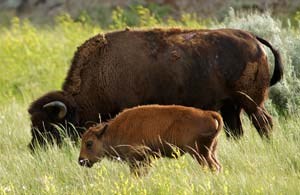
[{"xmin": 0, "ymin": 1, "xmax": 300, "ymax": 194}]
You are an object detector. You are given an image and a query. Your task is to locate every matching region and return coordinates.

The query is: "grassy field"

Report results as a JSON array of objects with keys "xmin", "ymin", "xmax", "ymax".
[
  {"xmin": 0, "ymin": 8, "xmax": 300, "ymax": 194},
  {"xmin": 0, "ymin": 103, "xmax": 299, "ymax": 194}
]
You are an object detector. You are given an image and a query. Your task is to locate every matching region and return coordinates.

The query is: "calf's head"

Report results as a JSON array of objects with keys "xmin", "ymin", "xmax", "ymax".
[
  {"xmin": 28, "ymin": 91, "xmax": 79, "ymax": 150},
  {"xmin": 79, "ymin": 124, "xmax": 108, "ymax": 167}
]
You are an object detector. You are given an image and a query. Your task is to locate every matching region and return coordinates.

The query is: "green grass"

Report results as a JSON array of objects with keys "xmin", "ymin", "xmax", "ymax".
[
  {"xmin": 0, "ymin": 17, "xmax": 101, "ymax": 105},
  {"xmin": 0, "ymin": 8, "xmax": 300, "ymax": 194},
  {"xmin": 0, "ymin": 102, "xmax": 299, "ymax": 194}
]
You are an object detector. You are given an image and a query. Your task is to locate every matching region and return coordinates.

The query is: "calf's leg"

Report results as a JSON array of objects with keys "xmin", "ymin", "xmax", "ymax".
[
  {"xmin": 128, "ymin": 158, "xmax": 152, "ymax": 176},
  {"xmin": 210, "ymin": 140, "xmax": 221, "ymax": 172},
  {"xmin": 186, "ymin": 141, "xmax": 219, "ymax": 172}
]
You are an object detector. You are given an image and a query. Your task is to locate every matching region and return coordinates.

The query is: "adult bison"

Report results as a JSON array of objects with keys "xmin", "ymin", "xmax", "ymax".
[{"xmin": 28, "ymin": 28, "xmax": 283, "ymax": 149}]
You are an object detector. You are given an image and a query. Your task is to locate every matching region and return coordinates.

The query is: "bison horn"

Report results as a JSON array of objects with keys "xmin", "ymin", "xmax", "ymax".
[{"xmin": 43, "ymin": 101, "xmax": 67, "ymax": 119}]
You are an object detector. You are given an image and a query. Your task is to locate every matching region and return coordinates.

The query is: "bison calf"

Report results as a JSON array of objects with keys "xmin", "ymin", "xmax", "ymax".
[{"xmin": 78, "ymin": 105, "xmax": 223, "ymax": 174}]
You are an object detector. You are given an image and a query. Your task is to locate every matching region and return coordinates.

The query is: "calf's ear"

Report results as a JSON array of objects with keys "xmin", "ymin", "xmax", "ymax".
[{"xmin": 96, "ymin": 124, "xmax": 108, "ymax": 139}]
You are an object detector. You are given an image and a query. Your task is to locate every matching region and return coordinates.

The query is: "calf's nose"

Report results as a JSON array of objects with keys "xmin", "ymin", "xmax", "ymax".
[{"xmin": 78, "ymin": 157, "xmax": 90, "ymax": 167}]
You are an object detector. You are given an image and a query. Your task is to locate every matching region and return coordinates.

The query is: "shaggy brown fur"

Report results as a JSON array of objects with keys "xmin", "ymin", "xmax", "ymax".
[
  {"xmin": 78, "ymin": 105, "xmax": 223, "ymax": 174},
  {"xmin": 28, "ymin": 28, "xmax": 283, "ymax": 149}
]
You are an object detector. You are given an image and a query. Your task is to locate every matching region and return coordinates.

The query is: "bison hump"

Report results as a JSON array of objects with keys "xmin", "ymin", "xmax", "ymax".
[{"xmin": 62, "ymin": 34, "xmax": 107, "ymax": 94}]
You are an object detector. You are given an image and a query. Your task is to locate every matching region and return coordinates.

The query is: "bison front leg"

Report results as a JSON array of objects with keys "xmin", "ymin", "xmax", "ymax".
[{"xmin": 220, "ymin": 102, "xmax": 243, "ymax": 138}]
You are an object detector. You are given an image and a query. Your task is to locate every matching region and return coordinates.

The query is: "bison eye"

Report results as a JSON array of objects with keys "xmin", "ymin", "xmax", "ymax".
[{"xmin": 86, "ymin": 141, "xmax": 93, "ymax": 149}]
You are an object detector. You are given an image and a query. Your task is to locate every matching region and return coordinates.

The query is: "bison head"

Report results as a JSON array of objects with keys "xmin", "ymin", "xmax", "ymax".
[
  {"xmin": 28, "ymin": 91, "xmax": 80, "ymax": 150},
  {"xmin": 78, "ymin": 124, "xmax": 108, "ymax": 167}
]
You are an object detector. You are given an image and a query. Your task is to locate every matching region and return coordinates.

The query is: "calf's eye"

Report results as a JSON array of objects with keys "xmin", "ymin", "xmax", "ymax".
[{"xmin": 86, "ymin": 141, "xmax": 93, "ymax": 149}]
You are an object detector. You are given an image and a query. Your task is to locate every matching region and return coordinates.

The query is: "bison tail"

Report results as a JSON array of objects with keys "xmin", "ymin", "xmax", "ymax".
[{"xmin": 255, "ymin": 36, "xmax": 283, "ymax": 86}]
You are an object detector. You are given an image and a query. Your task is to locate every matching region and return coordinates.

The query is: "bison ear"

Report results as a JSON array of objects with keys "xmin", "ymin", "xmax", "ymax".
[
  {"xmin": 96, "ymin": 124, "xmax": 108, "ymax": 139},
  {"xmin": 43, "ymin": 101, "xmax": 67, "ymax": 120}
]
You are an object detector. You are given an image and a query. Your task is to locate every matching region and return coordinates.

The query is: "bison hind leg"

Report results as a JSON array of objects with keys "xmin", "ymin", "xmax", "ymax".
[
  {"xmin": 249, "ymin": 106, "xmax": 273, "ymax": 139},
  {"xmin": 220, "ymin": 101, "xmax": 244, "ymax": 138},
  {"xmin": 234, "ymin": 91, "xmax": 273, "ymax": 138}
]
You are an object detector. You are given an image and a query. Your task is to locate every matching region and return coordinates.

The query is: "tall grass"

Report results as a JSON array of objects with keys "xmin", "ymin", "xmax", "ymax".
[
  {"xmin": 0, "ymin": 103, "xmax": 299, "ymax": 194},
  {"xmin": 0, "ymin": 16, "xmax": 101, "ymax": 104},
  {"xmin": 0, "ymin": 6, "xmax": 300, "ymax": 194}
]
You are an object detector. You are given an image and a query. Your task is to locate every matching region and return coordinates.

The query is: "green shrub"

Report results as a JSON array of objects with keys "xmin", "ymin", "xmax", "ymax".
[
  {"xmin": 109, "ymin": 5, "xmax": 209, "ymax": 29},
  {"xmin": 109, "ymin": 5, "xmax": 166, "ymax": 29},
  {"xmin": 294, "ymin": 10, "xmax": 300, "ymax": 27}
]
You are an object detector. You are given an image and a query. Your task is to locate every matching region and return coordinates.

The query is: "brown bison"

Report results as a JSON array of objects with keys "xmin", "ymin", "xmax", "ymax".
[
  {"xmin": 78, "ymin": 105, "xmax": 223, "ymax": 174},
  {"xmin": 28, "ymin": 28, "xmax": 283, "ymax": 149}
]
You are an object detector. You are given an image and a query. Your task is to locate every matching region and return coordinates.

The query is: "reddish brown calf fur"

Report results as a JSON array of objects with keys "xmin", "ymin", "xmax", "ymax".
[{"xmin": 78, "ymin": 105, "xmax": 223, "ymax": 174}]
